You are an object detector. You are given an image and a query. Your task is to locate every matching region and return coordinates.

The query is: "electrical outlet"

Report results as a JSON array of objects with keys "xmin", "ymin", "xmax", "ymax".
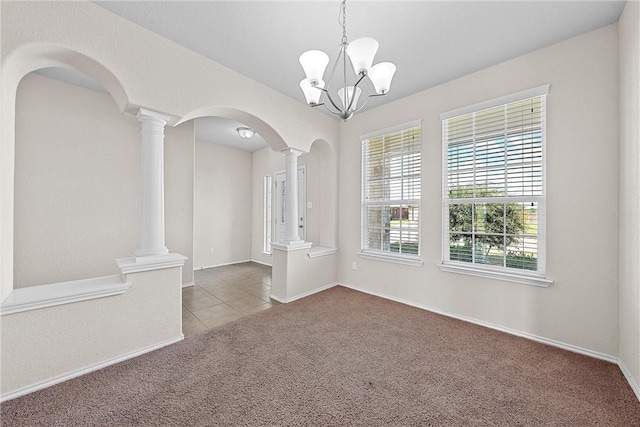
[
  {"xmin": 210, "ymin": 247, "xmax": 215, "ymax": 254},
  {"xmin": 352, "ymin": 262, "xmax": 357, "ymax": 270}
]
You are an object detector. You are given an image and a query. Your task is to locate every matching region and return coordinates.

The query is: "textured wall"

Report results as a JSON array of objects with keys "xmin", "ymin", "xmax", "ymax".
[
  {"xmin": 165, "ymin": 123, "xmax": 195, "ymax": 285},
  {"xmin": 618, "ymin": 0, "xmax": 640, "ymax": 393},
  {"xmin": 1, "ymin": 266, "xmax": 184, "ymax": 397},
  {"xmin": 13, "ymin": 73, "xmax": 194, "ymax": 287},
  {"xmin": 338, "ymin": 25, "xmax": 621, "ymax": 357},
  {"xmin": 14, "ymin": 74, "xmax": 140, "ymax": 287},
  {"xmin": 194, "ymin": 140, "xmax": 252, "ymax": 268},
  {"xmin": 0, "ymin": 0, "xmax": 339, "ymax": 300}
]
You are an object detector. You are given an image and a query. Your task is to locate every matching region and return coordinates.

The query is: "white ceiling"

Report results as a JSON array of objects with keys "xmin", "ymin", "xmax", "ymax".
[
  {"xmin": 50, "ymin": 1, "xmax": 625, "ymax": 151},
  {"xmin": 94, "ymin": 0, "xmax": 625, "ymax": 110},
  {"xmin": 195, "ymin": 116, "xmax": 268, "ymax": 152}
]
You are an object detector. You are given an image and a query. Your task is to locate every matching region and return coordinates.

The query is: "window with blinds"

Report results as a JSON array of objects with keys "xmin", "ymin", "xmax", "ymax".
[
  {"xmin": 442, "ymin": 86, "xmax": 548, "ymax": 275},
  {"xmin": 362, "ymin": 121, "xmax": 421, "ymax": 257}
]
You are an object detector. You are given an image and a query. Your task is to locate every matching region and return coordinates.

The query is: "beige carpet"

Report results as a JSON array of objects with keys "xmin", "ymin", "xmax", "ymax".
[{"xmin": 2, "ymin": 286, "xmax": 639, "ymax": 426}]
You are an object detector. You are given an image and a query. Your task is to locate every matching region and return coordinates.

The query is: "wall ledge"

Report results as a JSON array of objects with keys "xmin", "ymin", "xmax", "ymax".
[
  {"xmin": 0, "ymin": 275, "xmax": 130, "ymax": 316},
  {"xmin": 307, "ymin": 246, "xmax": 337, "ymax": 258},
  {"xmin": 116, "ymin": 252, "xmax": 187, "ymax": 275},
  {"xmin": 271, "ymin": 242, "xmax": 313, "ymax": 252}
]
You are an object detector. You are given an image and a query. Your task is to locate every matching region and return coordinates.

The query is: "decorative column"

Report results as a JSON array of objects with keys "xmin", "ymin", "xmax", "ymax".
[
  {"xmin": 135, "ymin": 108, "xmax": 171, "ymax": 259},
  {"xmin": 281, "ymin": 148, "xmax": 303, "ymax": 244}
]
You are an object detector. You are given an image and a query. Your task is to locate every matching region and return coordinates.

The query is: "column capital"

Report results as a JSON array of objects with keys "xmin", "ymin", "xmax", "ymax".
[
  {"xmin": 280, "ymin": 148, "xmax": 303, "ymax": 158},
  {"xmin": 136, "ymin": 108, "xmax": 172, "ymax": 125}
]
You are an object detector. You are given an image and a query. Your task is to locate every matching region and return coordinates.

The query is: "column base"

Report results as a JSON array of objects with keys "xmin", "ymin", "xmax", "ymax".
[{"xmin": 134, "ymin": 247, "xmax": 169, "ymax": 260}]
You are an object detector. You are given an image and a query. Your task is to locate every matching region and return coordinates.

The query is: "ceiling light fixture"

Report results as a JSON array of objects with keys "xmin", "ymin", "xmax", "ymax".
[
  {"xmin": 298, "ymin": 0, "xmax": 396, "ymax": 121},
  {"xmin": 236, "ymin": 127, "xmax": 255, "ymax": 139}
]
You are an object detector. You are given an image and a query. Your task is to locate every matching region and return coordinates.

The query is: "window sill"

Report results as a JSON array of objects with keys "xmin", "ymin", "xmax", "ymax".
[
  {"xmin": 359, "ymin": 251, "xmax": 424, "ymax": 267},
  {"xmin": 438, "ymin": 262, "xmax": 553, "ymax": 287},
  {"xmin": 1, "ymin": 275, "xmax": 131, "ymax": 316}
]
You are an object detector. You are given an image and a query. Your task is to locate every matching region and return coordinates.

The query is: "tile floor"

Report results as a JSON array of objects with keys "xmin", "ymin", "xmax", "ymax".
[{"xmin": 182, "ymin": 262, "xmax": 277, "ymax": 336}]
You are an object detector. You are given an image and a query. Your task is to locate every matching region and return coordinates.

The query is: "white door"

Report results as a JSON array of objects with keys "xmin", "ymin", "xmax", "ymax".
[{"xmin": 274, "ymin": 166, "xmax": 306, "ymax": 242}]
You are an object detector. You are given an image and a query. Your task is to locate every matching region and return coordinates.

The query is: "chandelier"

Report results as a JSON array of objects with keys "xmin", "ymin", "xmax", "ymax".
[{"xmin": 298, "ymin": 0, "xmax": 396, "ymax": 121}]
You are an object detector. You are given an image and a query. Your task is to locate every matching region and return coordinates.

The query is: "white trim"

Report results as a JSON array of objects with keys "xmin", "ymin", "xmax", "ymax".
[
  {"xmin": 0, "ymin": 275, "xmax": 130, "ymax": 316},
  {"xmin": 250, "ymin": 258, "xmax": 272, "ymax": 267},
  {"xmin": 438, "ymin": 263, "xmax": 553, "ymax": 287},
  {"xmin": 307, "ymin": 246, "xmax": 337, "ymax": 258},
  {"xmin": 116, "ymin": 253, "xmax": 187, "ymax": 275},
  {"xmin": 359, "ymin": 251, "xmax": 424, "ymax": 267},
  {"xmin": 338, "ymin": 282, "xmax": 617, "ymax": 363},
  {"xmin": 271, "ymin": 241, "xmax": 313, "ymax": 252},
  {"xmin": 619, "ymin": 360, "xmax": 640, "ymax": 403},
  {"xmin": 194, "ymin": 259, "xmax": 253, "ymax": 270},
  {"xmin": 181, "ymin": 281, "xmax": 195, "ymax": 289},
  {"xmin": 137, "ymin": 108, "xmax": 172, "ymax": 123},
  {"xmin": 0, "ymin": 335, "xmax": 184, "ymax": 403},
  {"xmin": 440, "ymin": 84, "xmax": 550, "ymax": 120},
  {"xmin": 270, "ymin": 282, "xmax": 337, "ymax": 304},
  {"xmin": 441, "ymin": 89, "xmax": 549, "ymax": 279},
  {"xmin": 360, "ymin": 119, "xmax": 422, "ymax": 141}
]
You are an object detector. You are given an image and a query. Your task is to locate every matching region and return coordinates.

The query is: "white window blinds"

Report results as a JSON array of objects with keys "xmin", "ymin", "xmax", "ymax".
[
  {"xmin": 362, "ymin": 122, "xmax": 421, "ymax": 256},
  {"xmin": 442, "ymin": 87, "xmax": 547, "ymax": 274}
]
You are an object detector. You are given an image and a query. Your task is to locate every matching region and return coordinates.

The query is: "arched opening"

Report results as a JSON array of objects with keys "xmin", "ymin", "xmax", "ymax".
[
  {"xmin": 12, "ymin": 67, "xmax": 139, "ymax": 288},
  {"xmin": 1, "ymin": 46, "xmax": 133, "ymax": 300},
  {"xmin": 179, "ymin": 111, "xmax": 288, "ymax": 335},
  {"xmin": 177, "ymin": 107, "xmax": 287, "ymax": 153},
  {"xmin": 191, "ymin": 115, "xmax": 268, "ymax": 270}
]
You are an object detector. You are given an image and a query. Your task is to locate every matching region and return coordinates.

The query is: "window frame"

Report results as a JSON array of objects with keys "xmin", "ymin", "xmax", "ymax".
[
  {"xmin": 263, "ymin": 174, "xmax": 273, "ymax": 255},
  {"xmin": 360, "ymin": 120, "xmax": 423, "ymax": 266},
  {"xmin": 439, "ymin": 85, "xmax": 552, "ymax": 287}
]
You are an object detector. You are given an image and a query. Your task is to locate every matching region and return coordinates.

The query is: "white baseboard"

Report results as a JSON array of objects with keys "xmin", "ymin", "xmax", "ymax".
[
  {"xmin": 619, "ymin": 359, "xmax": 640, "ymax": 403},
  {"xmin": 194, "ymin": 259, "xmax": 253, "ymax": 271},
  {"xmin": 181, "ymin": 281, "xmax": 195, "ymax": 289},
  {"xmin": 250, "ymin": 258, "xmax": 272, "ymax": 267},
  {"xmin": 271, "ymin": 282, "xmax": 337, "ymax": 304},
  {"xmin": 0, "ymin": 335, "xmax": 184, "ymax": 403},
  {"xmin": 338, "ymin": 283, "xmax": 618, "ymax": 363}
]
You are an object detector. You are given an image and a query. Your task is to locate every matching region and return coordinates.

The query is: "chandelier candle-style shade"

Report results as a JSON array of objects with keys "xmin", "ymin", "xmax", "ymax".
[{"xmin": 298, "ymin": 0, "xmax": 396, "ymax": 121}]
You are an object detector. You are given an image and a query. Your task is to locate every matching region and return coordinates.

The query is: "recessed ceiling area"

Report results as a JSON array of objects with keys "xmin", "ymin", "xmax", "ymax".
[
  {"xmin": 93, "ymin": 1, "xmax": 626, "ymax": 116},
  {"xmin": 195, "ymin": 117, "xmax": 267, "ymax": 152}
]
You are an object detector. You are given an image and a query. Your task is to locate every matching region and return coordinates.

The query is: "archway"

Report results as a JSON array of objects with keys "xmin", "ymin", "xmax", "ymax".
[
  {"xmin": 1, "ymin": 45, "xmax": 131, "ymax": 300},
  {"xmin": 179, "ymin": 108, "xmax": 289, "ymax": 273},
  {"xmin": 177, "ymin": 107, "xmax": 287, "ymax": 153}
]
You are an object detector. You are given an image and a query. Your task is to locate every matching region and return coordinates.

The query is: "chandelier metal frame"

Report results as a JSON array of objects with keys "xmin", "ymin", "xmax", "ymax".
[{"xmin": 298, "ymin": 0, "xmax": 396, "ymax": 121}]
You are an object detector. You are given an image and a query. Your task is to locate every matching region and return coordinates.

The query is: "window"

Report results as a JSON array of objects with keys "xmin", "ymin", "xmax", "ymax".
[
  {"xmin": 441, "ymin": 85, "xmax": 550, "ymax": 284},
  {"xmin": 361, "ymin": 121, "xmax": 422, "ymax": 262},
  {"xmin": 263, "ymin": 175, "xmax": 273, "ymax": 254}
]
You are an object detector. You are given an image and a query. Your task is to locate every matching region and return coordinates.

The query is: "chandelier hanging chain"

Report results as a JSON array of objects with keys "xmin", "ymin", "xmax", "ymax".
[{"xmin": 339, "ymin": 0, "xmax": 347, "ymax": 46}]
